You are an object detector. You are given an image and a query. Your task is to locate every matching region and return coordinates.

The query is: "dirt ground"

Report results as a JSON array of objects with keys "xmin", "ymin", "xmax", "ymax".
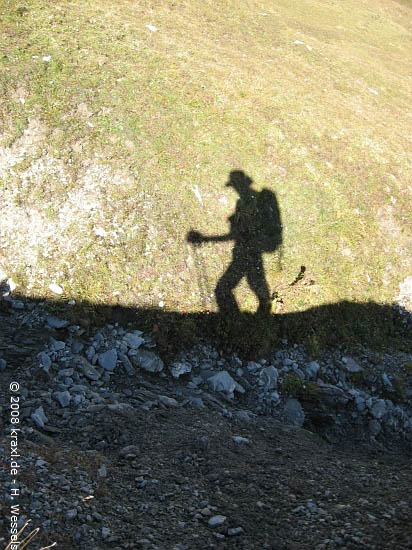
[
  {"xmin": 18, "ymin": 398, "xmax": 412, "ymax": 550},
  {"xmin": 0, "ymin": 307, "xmax": 411, "ymax": 550}
]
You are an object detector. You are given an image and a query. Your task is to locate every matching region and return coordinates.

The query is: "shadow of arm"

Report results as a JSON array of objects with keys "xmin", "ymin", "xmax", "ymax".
[{"xmin": 187, "ymin": 230, "xmax": 233, "ymax": 245}]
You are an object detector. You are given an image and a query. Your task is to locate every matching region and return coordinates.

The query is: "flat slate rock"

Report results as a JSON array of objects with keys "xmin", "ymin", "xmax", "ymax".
[
  {"xmin": 132, "ymin": 350, "xmax": 164, "ymax": 373},
  {"xmin": 98, "ymin": 349, "xmax": 118, "ymax": 371},
  {"xmin": 283, "ymin": 398, "xmax": 305, "ymax": 428},
  {"xmin": 46, "ymin": 316, "xmax": 70, "ymax": 329}
]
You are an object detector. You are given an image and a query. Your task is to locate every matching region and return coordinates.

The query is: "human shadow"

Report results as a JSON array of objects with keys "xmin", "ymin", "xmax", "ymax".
[{"xmin": 187, "ymin": 170, "xmax": 282, "ymax": 317}]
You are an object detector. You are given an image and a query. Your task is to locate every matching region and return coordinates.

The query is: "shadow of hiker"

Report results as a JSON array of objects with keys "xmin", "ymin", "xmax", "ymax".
[{"xmin": 187, "ymin": 170, "xmax": 283, "ymax": 317}]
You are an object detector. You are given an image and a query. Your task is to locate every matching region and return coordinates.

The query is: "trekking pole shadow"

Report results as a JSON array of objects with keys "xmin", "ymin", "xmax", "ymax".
[{"xmin": 190, "ymin": 240, "xmax": 211, "ymax": 311}]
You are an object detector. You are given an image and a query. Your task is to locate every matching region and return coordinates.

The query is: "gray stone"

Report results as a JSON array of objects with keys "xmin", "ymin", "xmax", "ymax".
[
  {"xmin": 98, "ymin": 349, "xmax": 117, "ymax": 372},
  {"xmin": 0, "ymin": 358, "xmax": 6, "ymax": 371},
  {"xmin": 85, "ymin": 346, "xmax": 95, "ymax": 361},
  {"xmin": 355, "ymin": 395, "xmax": 366, "ymax": 412},
  {"xmin": 31, "ymin": 406, "xmax": 48, "ymax": 428},
  {"xmin": 207, "ymin": 371, "xmax": 245, "ymax": 396},
  {"xmin": 247, "ymin": 362, "xmax": 260, "ymax": 373},
  {"xmin": 293, "ymin": 366, "xmax": 305, "ymax": 380},
  {"xmin": 98, "ymin": 464, "xmax": 107, "ymax": 477},
  {"xmin": 316, "ymin": 384, "xmax": 349, "ymax": 406},
  {"xmin": 189, "ymin": 397, "xmax": 205, "ymax": 409},
  {"xmin": 306, "ymin": 361, "xmax": 320, "ymax": 379},
  {"xmin": 342, "ymin": 357, "xmax": 363, "ymax": 373},
  {"xmin": 283, "ymin": 398, "xmax": 305, "ymax": 428},
  {"xmin": 31, "ymin": 500, "xmax": 42, "ymax": 510},
  {"xmin": 228, "ymin": 527, "xmax": 244, "ymax": 536},
  {"xmin": 267, "ymin": 391, "xmax": 280, "ymax": 404},
  {"xmin": 199, "ymin": 369, "xmax": 215, "ymax": 381},
  {"xmin": 382, "ymin": 373, "xmax": 393, "ymax": 390},
  {"xmin": 158, "ymin": 395, "xmax": 179, "ymax": 407},
  {"xmin": 234, "ymin": 410, "xmax": 254, "ymax": 423},
  {"xmin": 70, "ymin": 385, "xmax": 87, "ymax": 393},
  {"xmin": 66, "ymin": 509, "xmax": 77, "ymax": 520},
  {"xmin": 80, "ymin": 358, "xmax": 101, "ymax": 381},
  {"xmin": 50, "ymin": 338, "xmax": 65, "ymax": 351},
  {"xmin": 385, "ymin": 399, "xmax": 394, "ymax": 411},
  {"xmin": 58, "ymin": 368, "xmax": 74, "ymax": 377},
  {"xmin": 119, "ymin": 445, "xmax": 139, "ymax": 458},
  {"xmin": 107, "ymin": 403, "xmax": 135, "ymax": 413},
  {"xmin": 169, "ymin": 361, "xmax": 192, "ymax": 379},
  {"xmin": 118, "ymin": 352, "xmax": 135, "ymax": 376},
  {"xmin": 123, "ymin": 331, "xmax": 144, "ymax": 349},
  {"xmin": 39, "ymin": 352, "xmax": 52, "ymax": 369},
  {"xmin": 85, "ymin": 404, "xmax": 105, "ymax": 413},
  {"xmin": 72, "ymin": 341, "xmax": 84, "ymax": 354},
  {"xmin": 132, "ymin": 350, "xmax": 164, "ymax": 373},
  {"xmin": 371, "ymin": 399, "xmax": 386, "ymax": 419},
  {"xmin": 11, "ymin": 300, "xmax": 24, "ymax": 310},
  {"xmin": 368, "ymin": 419, "xmax": 381, "ymax": 437},
  {"xmin": 46, "ymin": 316, "xmax": 70, "ymax": 329},
  {"xmin": 259, "ymin": 366, "xmax": 278, "ymax": 391},
  {"xmin": 208, "ymin": 515, "xmax": 226, "ymax": 527},
  {"xmin": 73, "ymin": 394, "xmax": 85, "ymax": 407},
  {"xmin": 306, "ymin": 501, "xmax": 317, "ymax": 512},
  {"xmin": 93, "ymin": 332, "xmax": 105, "ymax": 349},
  {"xmin": 53, "ymin": 391, "xmax": 71, "ymax": 408},
  {"xmin": 233, "ymin": 436, "xmax": 250, "ymax": 444},
  {"xmin": 189, "ymin": 375, "xmax": 203, "ymax": 387}
]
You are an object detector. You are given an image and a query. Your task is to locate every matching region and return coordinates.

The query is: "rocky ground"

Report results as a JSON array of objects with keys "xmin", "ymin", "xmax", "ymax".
[{"xmin": 0, "ymin": 288, "xmax": 412, "ymax": 550}]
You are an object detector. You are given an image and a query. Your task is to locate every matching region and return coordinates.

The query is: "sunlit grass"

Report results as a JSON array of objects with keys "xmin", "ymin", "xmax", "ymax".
[{"xmin": 0, "ymin": 0, "xmax": 411, "ymax": 331}]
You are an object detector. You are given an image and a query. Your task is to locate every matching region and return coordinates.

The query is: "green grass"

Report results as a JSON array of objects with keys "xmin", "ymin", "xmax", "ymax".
[
  {"xmin": 282, "ymin": 372, "xmax": 318, "ymax": 401},
  {"xmin": 0, "ymin": 0, "xmax": 411, "ymax": 348}
]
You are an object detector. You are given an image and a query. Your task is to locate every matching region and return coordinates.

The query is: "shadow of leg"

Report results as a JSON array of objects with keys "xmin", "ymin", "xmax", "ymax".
[
  {"xmin": 246, "ymin": 253, "xmax": 271, "ymax": 317},
  {"xmin": 215, "ymin": 258, "xmax": 243, "ymax": 317}
]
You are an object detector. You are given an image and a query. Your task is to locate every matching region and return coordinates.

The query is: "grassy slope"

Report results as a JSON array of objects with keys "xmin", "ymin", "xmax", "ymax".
[{"xmin": 1, "ymin": 0, "xmax": 411, "ymax": 326}]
